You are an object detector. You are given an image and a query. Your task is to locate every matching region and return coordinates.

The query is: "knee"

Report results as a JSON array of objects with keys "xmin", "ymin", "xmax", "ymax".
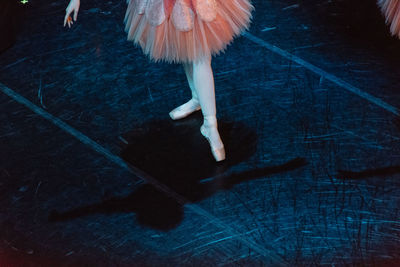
[{"xmin": 193, "ymin": 55, "xmax": 212, "ymax": 68}]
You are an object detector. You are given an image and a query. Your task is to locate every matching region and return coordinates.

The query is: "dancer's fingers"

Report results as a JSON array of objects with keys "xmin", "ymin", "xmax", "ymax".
[
  {"xmin": 66, "ymin": 15, "xmax": 73, "ymax": 28},
  {"xmin": 64, "ymin": 14, "xmax": 68, "ymax": 26},
  {"xmin": 64, "ymin": 10, "xmax": 72, "ymax": 27},
  {"xmin": 73, "ymin": 9, "xmax": 79, "ymax": 21}
]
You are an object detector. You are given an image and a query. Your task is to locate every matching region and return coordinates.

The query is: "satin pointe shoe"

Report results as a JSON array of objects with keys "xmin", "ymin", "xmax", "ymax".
[
  {"xmin": 169, "ymin": 98, "xmax": 201, "ymax": 120},
  {"xmin": 200, "ymin": 117, "xmax": 226, "ymax": 162}
]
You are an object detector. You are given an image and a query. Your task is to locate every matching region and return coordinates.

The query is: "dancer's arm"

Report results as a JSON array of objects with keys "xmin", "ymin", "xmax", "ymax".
[{"xmin": 64, "ymin": 0, "xmax": 80, "ymax": 28}]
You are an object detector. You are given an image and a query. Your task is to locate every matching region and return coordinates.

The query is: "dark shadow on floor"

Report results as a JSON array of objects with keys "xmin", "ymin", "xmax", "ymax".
[
  {"xmin": 119, "ymin": 113, "xmax": 260, "ymax": 185},
  {"xmin": 337, "ymin": 166, "xmax": 400, "ymax": 180},
  {"xmin": 49, "ymin": 114, "xmax": 307, "ymax": 230},
  {"xmin": 275, "ymin": 0, "xmax": 400, "ymax": 62},
  {"xmin": 302, "ymin": 0, "xmax": 399, "ymax": 47},
  {"xmin": 337, "ymin": 117, "xmax": 400, "ymax": 180},
  {"xmin": 0, "ymin": 0, "xmax": 26, "ymax": 53}
]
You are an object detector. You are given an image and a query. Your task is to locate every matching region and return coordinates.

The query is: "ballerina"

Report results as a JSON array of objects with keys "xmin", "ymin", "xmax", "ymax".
[
  {"xmin": 378, "ymin": 0, "xmax": 400, "ymax": 38},
  {"xmin": 64, "ymin": 0, "xmax": 254, "ymax": 162}
]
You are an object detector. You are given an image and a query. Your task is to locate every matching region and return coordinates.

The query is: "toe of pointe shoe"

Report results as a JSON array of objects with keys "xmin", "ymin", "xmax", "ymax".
[
  {"xmin": 169, "ymin": 106, "xmax": 200, "ymax": 120},
  {"xmin": 212, "ymin": 146, "xmax": 226, "ymax": 162},
  {"xmin": 200, "ymin": 125, "xmax": 226, "ymax": 162},
  {"xmin": 169, "ymin": 109, "xmax": 181, "ymax": 120},
  {"xmin": 169, "ymin": 108, "xmax": 186, "ymax": 120}
]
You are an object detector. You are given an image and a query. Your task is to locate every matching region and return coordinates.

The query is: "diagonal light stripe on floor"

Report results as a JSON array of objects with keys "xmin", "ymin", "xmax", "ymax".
[{"xmin": 243, "ymin": 32, "xmax": 400, "ymax": 117}]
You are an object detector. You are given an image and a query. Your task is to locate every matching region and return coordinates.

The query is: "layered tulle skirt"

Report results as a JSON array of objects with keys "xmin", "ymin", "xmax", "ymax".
[
  {"xmin": 378, "ymin": 0, "xmax": 400, "ymax": 38},
  {"xmin": 124, "ymin": 0, "xmax": 254, "ymax": 63}
]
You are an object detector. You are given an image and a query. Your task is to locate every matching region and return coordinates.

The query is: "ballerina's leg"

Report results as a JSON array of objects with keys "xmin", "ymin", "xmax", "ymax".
[
  {"xmin": 192, "ymin": 55, "xmax": 225, "ymax": 162},
  {"xmin": 169, "ymin": 62, "xmax": 201, "ymax": 120}
]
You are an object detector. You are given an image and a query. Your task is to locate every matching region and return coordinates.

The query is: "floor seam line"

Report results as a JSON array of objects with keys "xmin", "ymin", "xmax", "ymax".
[{"xmin": 243, "ymin": 32, "xmax": 400, "ymax": 117}]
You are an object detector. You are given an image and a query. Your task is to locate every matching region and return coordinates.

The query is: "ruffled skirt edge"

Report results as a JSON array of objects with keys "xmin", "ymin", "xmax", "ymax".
[
  {"xmin": 124, "ymin": 0, "xmax": 254, "ymax": 63},
  {"xmin": 378, "ymin": 0, "xmax": 400, "ymax": 38}
]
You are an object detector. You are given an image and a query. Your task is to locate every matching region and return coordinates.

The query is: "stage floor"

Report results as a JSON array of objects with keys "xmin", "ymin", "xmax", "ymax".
[{"xmin": 1, "ymin": 0, "xmax": 400, "ymax": 266}]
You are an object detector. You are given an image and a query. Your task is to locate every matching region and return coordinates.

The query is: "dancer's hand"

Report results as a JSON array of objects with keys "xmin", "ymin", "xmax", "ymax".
[{"xmin": 64, "ymin": 0, "xmax": 80, "ymax": 28}]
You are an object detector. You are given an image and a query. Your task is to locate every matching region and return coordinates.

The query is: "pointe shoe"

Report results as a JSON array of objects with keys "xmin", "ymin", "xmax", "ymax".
[
  {"xmin": 169, "ymin": 99, "xmax": 201, "ymax": 120},
  {"xmin": 200, "ymin": 123, "xmax": 226, "ymax": 162}
]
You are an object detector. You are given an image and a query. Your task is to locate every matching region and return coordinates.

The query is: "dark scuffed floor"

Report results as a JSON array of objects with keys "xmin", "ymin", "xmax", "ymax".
[{"xmin": 1, "ymin": 0, "xmax": 400, "ymax": 266}]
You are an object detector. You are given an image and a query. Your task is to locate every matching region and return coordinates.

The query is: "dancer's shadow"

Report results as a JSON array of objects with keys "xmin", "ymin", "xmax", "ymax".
[
  {"xmin": 337, "ymin": 165, "xmax": 400, "ymax": 180},
  {"xmin": 49, "ymin": 114, "xmax": 307, "ymax": 230},
  {"xmin": 337, "ymin": 118, "xmax": 400, "ymax": 180},
  {"xmin": 337, "ymin": 111, "xmax": 400, "ymax": 179}
]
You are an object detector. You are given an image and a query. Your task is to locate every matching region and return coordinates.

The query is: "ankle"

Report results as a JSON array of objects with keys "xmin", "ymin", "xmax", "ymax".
[{"xmin": 203, "ymin": 115, "xmax": 218, "ymax": 127}]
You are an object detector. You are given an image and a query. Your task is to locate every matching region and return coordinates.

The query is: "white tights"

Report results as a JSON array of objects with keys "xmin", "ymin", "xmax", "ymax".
[{"xmin": 170, "ymin": 56, "xmax": 225, "ymax": 161}]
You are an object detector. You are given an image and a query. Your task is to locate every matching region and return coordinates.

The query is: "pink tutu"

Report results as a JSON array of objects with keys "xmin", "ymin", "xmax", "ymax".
[
  {"xmin": 378, "ymin": 0, "xmax": 400, "ymax": 38},
  {"xmin": 124, "ymin": 0, "xmax": 254, "ymax": 63}
]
